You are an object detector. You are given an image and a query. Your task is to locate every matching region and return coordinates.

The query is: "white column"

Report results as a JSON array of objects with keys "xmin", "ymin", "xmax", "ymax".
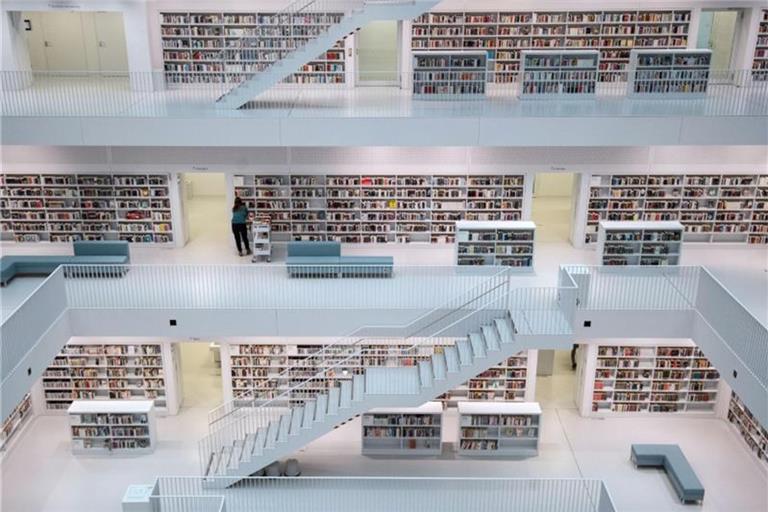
[
  {"xmin": 121, "ymin": 2, "xmax": 155, "ymax": 91},
  {"xmin": 168, "ymin": 172, "xmax": 187, "ymax": 248},
  {"xmin": 524, "ymin": 349, "xmax": 538, "ymax": 402},
  {"xmin": 1, "ymin": 12, "xmax": 33, "ymax": 89},
  {"xmin": 687, "ymin": 7, "xmax": 703, "ymax": 50},
  {"xmin": 570, "ymin": 172, "xmax": 591, "ymax": 248},
  {"xmin": 219, "ymin": 342, "xmax": 234, "ymax": 403},
  {"xmin": 521, "ymin": 171, "xmax": 534, "ymax": 220}
]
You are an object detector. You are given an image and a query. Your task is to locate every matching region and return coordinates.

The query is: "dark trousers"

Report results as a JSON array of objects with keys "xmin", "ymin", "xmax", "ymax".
[{"xmin": 232, "ymin": 223, "xmax": 249, "ymax": 253}]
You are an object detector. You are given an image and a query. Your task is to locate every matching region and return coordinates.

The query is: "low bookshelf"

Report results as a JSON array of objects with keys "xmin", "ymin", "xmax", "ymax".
[
  {"xmin": 412, "ymin": 51, "xmax": 487, "ymax": 98},
  {"xmin": 361, "ymin": 402, "xmax": 443, "ymax": 456},
  {"xmin": 0, "ymin": 394, "xmax": 32, "ymax": 453},
  {"xmin": 457, "ymin": 401, "xmax": 541, "ymax": 457},
  {"xmin": 628, "ymin": 49, "xmax": 711, "ymax": 97},
  {"xmin": 577, "ymin": 341, "xmax": 722, "ymax": 417},
  {"xmin": 519, "ymin": 50, "xmax": 599, "ymax": 98},
  {"xmin": 597, "ymin": 220, "xmax": 683, "ymax": 266},
  {"xmin": 68, "ymin": 400, "xmax": 156, "ymax": 455},
  {"xmin": 455, "ymin": 220, "xmax": 535, "ymax": 268},
  {"xmin": 727, "ymin": 391, "xmax": 768, "ymax": 468}
]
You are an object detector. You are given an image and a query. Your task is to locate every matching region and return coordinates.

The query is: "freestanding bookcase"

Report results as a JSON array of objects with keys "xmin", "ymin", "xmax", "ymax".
[
  {"xmin": 68, "ymin": 400, "xmax": 156, "ymax": 455},
  {"xmin": 455, "ymin": 220, "xmax": 535, "ymax": 268},
  {"xmin": 597, "ymin": 220, "xmax": 683, "ymax": 266},
  {"xmin": 361, "ymin": 402, "xmax": 443, "ymax": 456},
  {"xmin": 628, "ymin": 49, "xmax": 711, "ymax": 97},
  {"xmin": 457, "ymin": 401, "xmax": 541, "ymax": 457},
  {"xmin": 412, "ymin": 51, "xmax": 487, "ymax": 98},
  {"xmin": 519, "ymin": 50, "xmax": 599, "ymax": 98}
]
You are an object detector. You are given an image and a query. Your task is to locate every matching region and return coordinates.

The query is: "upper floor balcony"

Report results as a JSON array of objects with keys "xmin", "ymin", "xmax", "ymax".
[{"xmin": 2, "ymin": 68, "xmax": 767, "ymax": 147}]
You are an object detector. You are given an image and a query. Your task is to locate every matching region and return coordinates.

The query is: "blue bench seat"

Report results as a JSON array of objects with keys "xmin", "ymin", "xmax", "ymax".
[
  {"xmin": 285, "ymin": 242, "xmax": 393, "ymax": 278},
  {"xmin": 631, "ymin": 444, "xmax": 705, "ymax": 504}
]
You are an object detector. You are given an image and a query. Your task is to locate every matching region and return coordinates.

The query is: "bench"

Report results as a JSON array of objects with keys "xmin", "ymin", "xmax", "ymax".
[
  {"xmin": 1, "ymin": 241, "xmax": 131, "ymax": 286},
  {"xmin": 285, "ymin": 242, "xmax": 393, "ymax": 278},
  {"xmin": 631, "ymin": 444, "xmax": 705, "ymax": 504}
]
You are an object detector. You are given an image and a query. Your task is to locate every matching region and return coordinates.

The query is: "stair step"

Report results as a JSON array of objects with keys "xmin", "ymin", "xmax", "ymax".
[
  {"xmin": 340, "ymin": 380, "xmax": 352, "ymax": 409},
  {"xmin": 418, "ymin": 360, "xmax": 434, "ymax": 388},
  {"xmin": 252, "ymin": 428, "xmax": 266, "ymax": 457},
  {"xmin": 241, "ymin": 434, "xmax": 257, "ymax": 463},
  {"xmin": 289, "ymin": 406, "xmax": 304, "ymax": 435},
  {"xmin": 277, "ymin": 414, "xmax": 290, "ymax": 443},
  {"xmin": 494, "ymin": 317, "xmax": 515, "ymax": 344},
  {"xmin": 444, "ymin": 346, "xmax": 460, "ymax": 372},
  {"xmin": 482, "ymin": 325, "xmax": 502, "ymax": 351},
  {"xmin": 327, "ymin": 387, "xmax": 341, "ymax": 416},
  {"xmin": 456, "ymin": 339, "xmax": 473, "ymax": 366},
  {"xmin": 432, "ymin": 353, "xmax": 447, "ymax": 380},
  {"xmin": 469, "ymin": 332, "xmax": 487, "ymax": 358},
  {"xmin": 352, "ymin": 374, "xmax": 365, "ymax": 401},
  {"xmin": 265, "ymin": 421, "xmax": 279, "ymax": 449},
  {"xmin": 302, "ymin": 401, "xmax": 316, "ymax": 429},
  {"xmin": 315, "ymin": 394, "xmax": 328, "ymax": 423}
]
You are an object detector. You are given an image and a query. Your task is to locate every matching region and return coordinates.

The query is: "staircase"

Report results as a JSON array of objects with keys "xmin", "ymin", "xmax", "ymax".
[
  {"xmin": 215, "ymin": 0, "xmax": 438, "ymax": 109},
  {"xmin": 201, "ymin": 313, "xmax": 528, "ymax": 486}
]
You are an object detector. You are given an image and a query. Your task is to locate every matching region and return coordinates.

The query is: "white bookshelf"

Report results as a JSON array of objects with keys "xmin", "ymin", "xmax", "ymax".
[
  {"xmin": 577, "ymin": 341, "xmax": 721, "ymax": 416},
  {"xmin": 361, "ymin": 402, "xmax": 442, "ymax": 455},
  {"xmin": 0, "ymin": 173, "xmax": 174, "ymax": 244},
  {"xmin": 68, "ymin": 400, "xmax": 156, "ymax": 455},
  {"xmin": 455, "ymin": 221, "xmax": 535, "ymax": 268},
  {"xmin": 457, "ymin": 401, "xmax": 541, "ymax": 457},
  {"xmin": 752, "ymin": 9, "xmax": 768, "ymax": 81},
  {"xmin": 438, "ymin": 351, "xmax": 537, "ymax": 404},
  {"xmin": 584, "ymin": 173, "xmax": 768, "ymax": 245},
  {"xmin": 233, "ymin": 174, "xmax": 527, "ymax": 244},
  {"xmin": 412, "ymin": 51, "xmax": 487, "ymax": 97},
  {"xmin": 41, "ymin": 341, "xmax": 180, "ymax": 415},
  {"xmin": 628, "ymin": 49, "xmax": 711, "ymax": 97},
  {"xmin": 223, "ymin": 341, "xmax": 535, "ymax": 407},
  {"xmin": 727, "ymin": 391, "xmax": 768, "ymax": 467},
  {"xmin": 0, "ymin": 394, "xmax": 32, "ymax": 452},
  {"xmin": 411, "ymin": 10, "xmax": 691, "ymax": 83},
  {"xmin": 251, "ymin": 217, "xmax": 272, "ymax": 262},
  {"xmin": 520, "ymin": 50, "xmax": 599, "ymax": 98},
  {"xmin": 159, "ymin": 11, "xmax": 347, "ymax": 86},
  {"xmin": 597, "ymin": 220, "xmax": 682, "ymax": 266}
]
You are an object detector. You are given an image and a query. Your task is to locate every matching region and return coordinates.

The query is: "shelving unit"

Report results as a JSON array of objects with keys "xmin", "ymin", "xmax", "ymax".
[
  {"xmin": 520, "ymin": 50, "xmax": 599, "ymax": 97},
  {"xmin": 1, "ymin": 394, "xmax": 32, "ymax": 452},
  {"xmin": 727, "ymin": 391, "xmax": 768, "ymax": 467},
  {"xmin": 361, "ymin": 402, "xmax": 442, "ymax": 455},
  {"xmin": 597, "ymin": 220, "xmax": 683, "ymax": 266},
  {"xmin": 752, "ymin": 9, "xmax": 768, "ymax": 81},
  {"xmin": 438, "ymin": 351, "xmax": 537, "ymax": 404},
  {"xmin": 579, "ymin": 342, "xmax": 721, "ymax": 416},
  {"xmin": 457, "ymin": 401, "xmax": 541, "ymax": 457},
  {"xmin": 41, "ymin": 342, "xmax": 179, "ymax": 414},
  {"xmin": 224, "ymin": 342, "xmax": 536, "ymax": 406},
  {"xmin": 411, "ymin": 10, "xmax": 691, "ymax": 83},
  {"xmin": 0, "ymin": 173, "xmax": 174, "ymax": 244},
  {"xmin": 628, "ymin": 49, "xmax": 711, "ymax": 97},
  {"xmin": 233, "ymin": 174, "xmax": 527, "ymax": 244},
  {"xmin": 159, "ymin": 11, "xmax": 347, "ymax": 85},
  {"xmin": 251, "ymin": 217, "xmax": 272, "ymax": 262},
  {"xmin": 584, "ymin": 173, "xmax": 768, "ymax": 245},
  {"xmin": 412, "ymin": 51, "xmax": 487, "ymax": 97},
  {"xmin": 68, "ymin": 400, "xmax": 156, "ymax": 454},
  {"xmin": 455, "ymin": 221, "xmax": 535, "ymax": 268}
]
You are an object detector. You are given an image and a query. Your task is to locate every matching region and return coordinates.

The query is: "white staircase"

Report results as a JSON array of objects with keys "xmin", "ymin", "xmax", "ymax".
[
  {"xmin": 215, "ymin": 0, "xmax": 438, "ymax": 109},
  {"xmin": 201, "ymin": 314, "xmax": 531, "ymax": 486}
]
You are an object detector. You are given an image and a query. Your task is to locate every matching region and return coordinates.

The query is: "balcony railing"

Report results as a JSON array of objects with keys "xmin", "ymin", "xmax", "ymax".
[
  {"xmin": 149, "ymin": 476, "xmax": 617, "ymax": 512},
  {"xmin": 1, "ymin": 68, "xmax": 766, "ymax": 118}
]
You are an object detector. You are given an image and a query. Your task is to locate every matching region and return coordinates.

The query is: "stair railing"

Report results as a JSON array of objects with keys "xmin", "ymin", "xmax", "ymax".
[
  {"xmin": 206, "ymin": 266, "xmax": 511, "ymax": 427},
  {"xmin": 198, "ymin": 267, "xmax": 512, "ymax": 474}
]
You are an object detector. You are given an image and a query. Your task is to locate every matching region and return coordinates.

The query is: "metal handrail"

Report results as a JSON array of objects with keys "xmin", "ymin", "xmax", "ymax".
[{"xmin": 207, "ymin": 265, "xmax": 510, "ymax": 425}]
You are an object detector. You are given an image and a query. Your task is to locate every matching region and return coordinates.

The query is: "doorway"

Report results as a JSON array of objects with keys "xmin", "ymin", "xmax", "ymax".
[
  {"xmin": 22, "ymin": 11, "xmax": 129, "ymax": 72},
  {"xmin": 356, "ymin": 21, "xmax": 400, "ymax": 86},
  {"xmin": 531, "ymin": 172, "xmax": 575, "ymax": 243},
  {"xmin": 178, "ymin": 341, "xmax": 223, "ymax": 409},
  {"xmin": 181, "ymin": 172, "xmax": 228, "ymax": 249},
  {"xmin": 535, "ymin": 348, "xmax": 579, "ymax": 409},
  {"xmin": 697, "ymin": 10, "xmax": 740, "ymax": 70}
]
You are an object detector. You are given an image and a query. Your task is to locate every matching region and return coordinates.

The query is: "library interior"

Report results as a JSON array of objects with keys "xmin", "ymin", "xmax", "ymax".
[{"xmin": 0, "ymin": 1, "xmax": 767, "ymax": 511}]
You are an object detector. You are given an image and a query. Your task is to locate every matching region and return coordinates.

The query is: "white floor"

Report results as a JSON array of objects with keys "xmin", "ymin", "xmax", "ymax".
[{"xmin": 1, "ymin": 198, "xmax": 767, "ymax": 511}]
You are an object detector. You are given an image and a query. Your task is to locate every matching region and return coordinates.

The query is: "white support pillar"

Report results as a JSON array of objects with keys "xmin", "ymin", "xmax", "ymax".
[{"xmin": 1, "ymin": 12, "xmax": 33, "ymax": 89}]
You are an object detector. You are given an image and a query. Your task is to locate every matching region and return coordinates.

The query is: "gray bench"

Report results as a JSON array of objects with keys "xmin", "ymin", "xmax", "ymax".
[
  {"xmin": 285, "ymin": 242, "xmax": 393, "ymax": 278},
  {"xmin": 1, "ymin": 241, "xmax": 131, "ymax": 286},
  {"xmin": 631, "ymin": 444, "xmax": 704, "ymax": 504}
]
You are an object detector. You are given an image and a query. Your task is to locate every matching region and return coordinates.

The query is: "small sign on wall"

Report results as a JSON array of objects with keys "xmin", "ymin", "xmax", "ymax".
[{"xmin": 47, "ymin": 1, "xmax": 83, "ymax": 9}]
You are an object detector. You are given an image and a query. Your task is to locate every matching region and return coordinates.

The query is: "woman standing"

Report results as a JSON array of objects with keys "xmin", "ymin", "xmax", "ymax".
[{"xmin": 231, "ymin": 197, "xmax": 251, "ymax": 256}]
